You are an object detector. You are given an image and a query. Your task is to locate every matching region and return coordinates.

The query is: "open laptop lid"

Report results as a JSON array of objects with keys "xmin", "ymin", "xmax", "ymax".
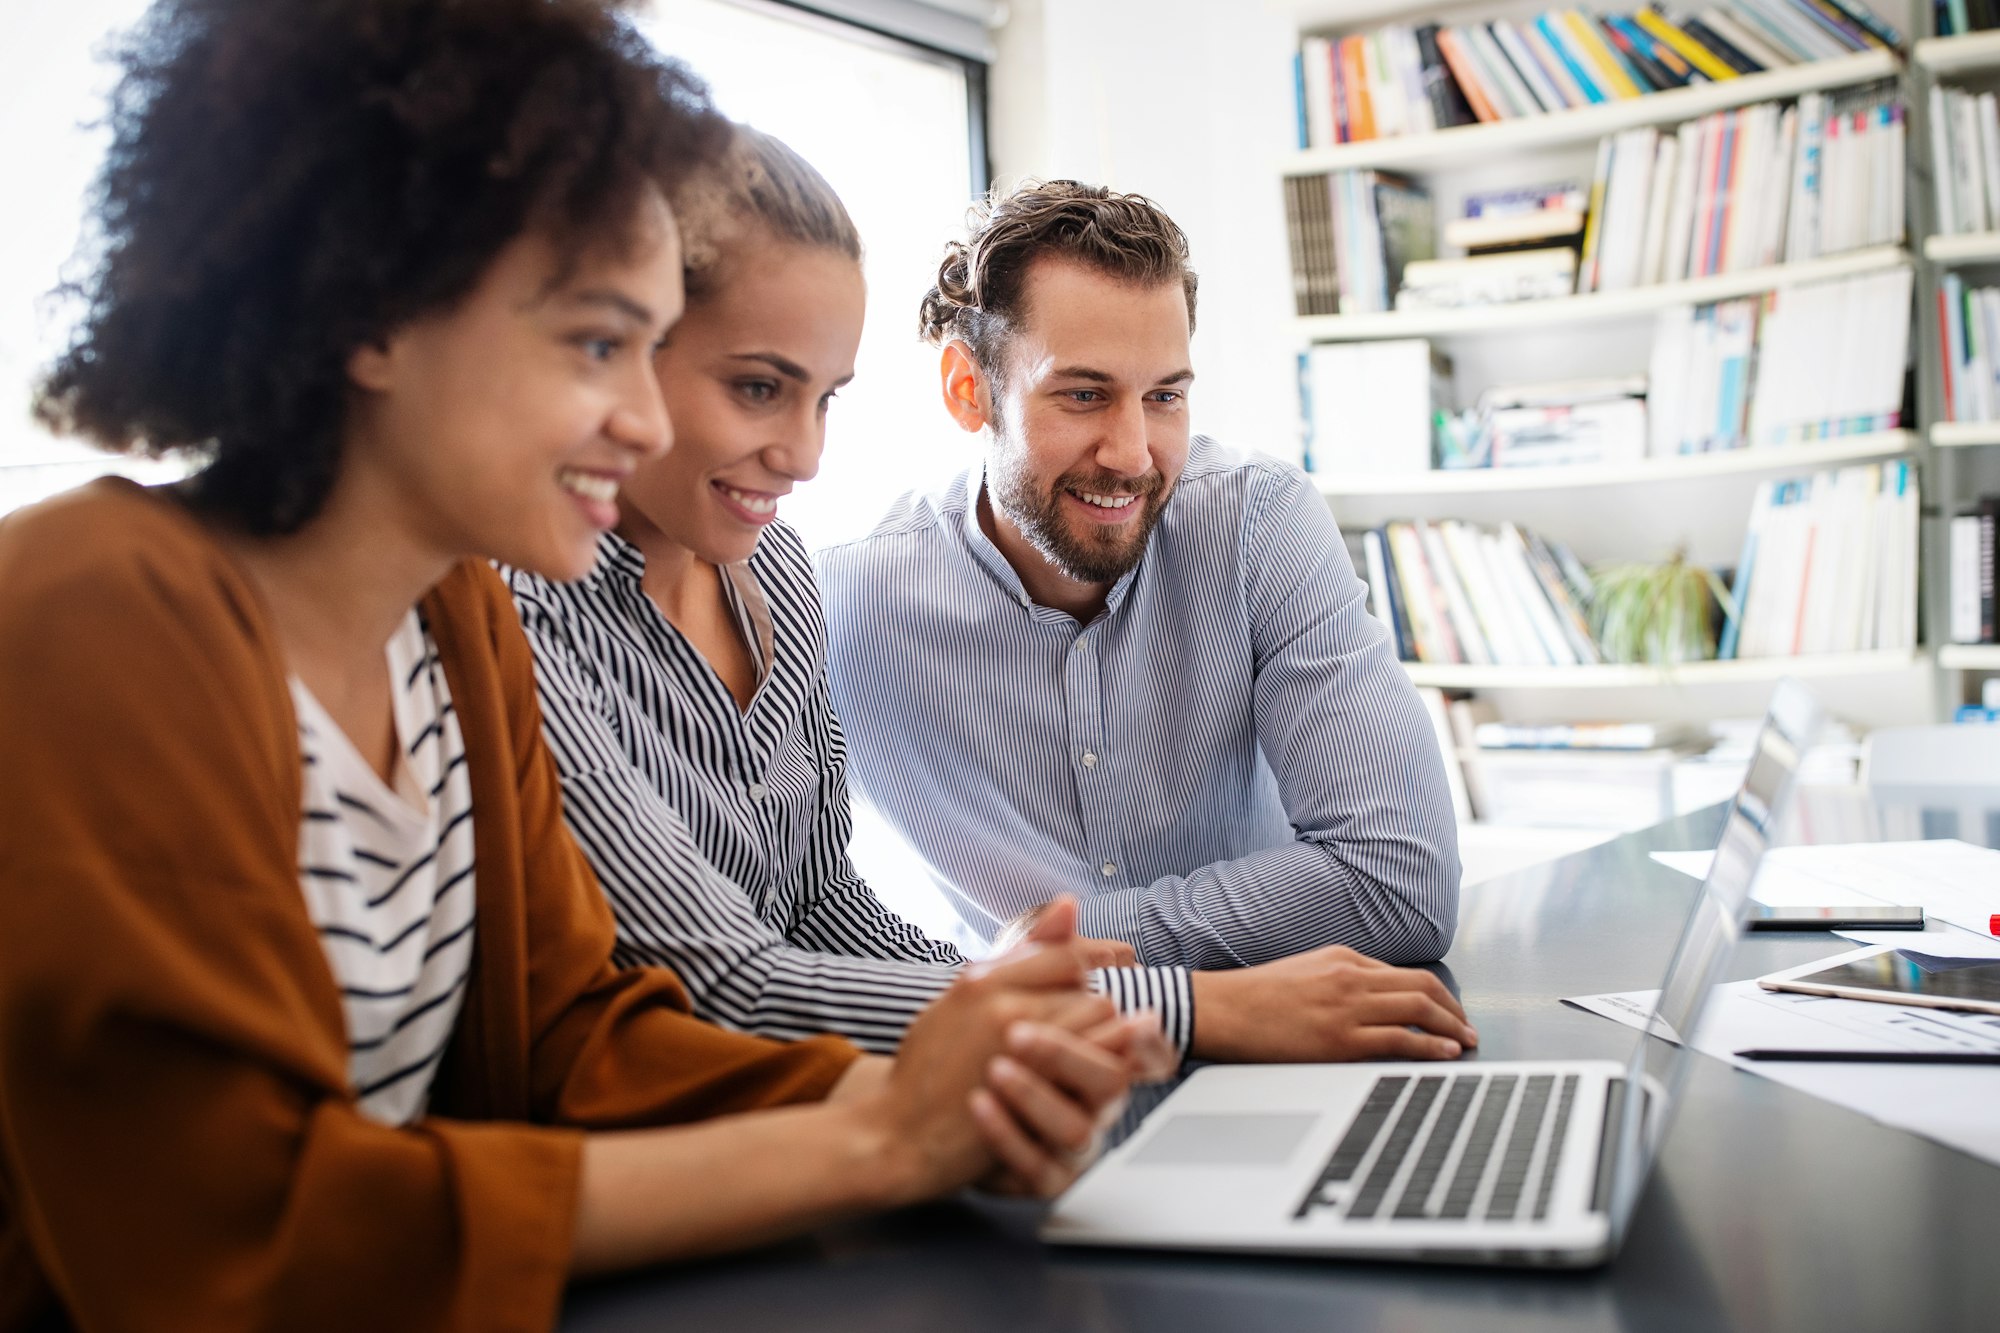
[{"xmin": 1603, "ymin": 678, "xmax": 1825, "ymax": 1241}]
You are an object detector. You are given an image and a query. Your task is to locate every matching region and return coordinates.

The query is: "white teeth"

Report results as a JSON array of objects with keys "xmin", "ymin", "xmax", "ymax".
[
  {"xmin": 559, "ymin": 470, "xmax": 620, "ymax": 503},
  {"xmin": 718, "ymin": 483, "xmax": 778, "ymax": 516},
  {"xmin": 1075, "ymin": 490, "xmax": 1139, "ymax": 509}
]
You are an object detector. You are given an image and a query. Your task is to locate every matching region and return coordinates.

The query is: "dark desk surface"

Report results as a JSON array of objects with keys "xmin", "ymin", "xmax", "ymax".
[{"xmin": 562, "ymin": 790, "xmax": 2000, "ymax": 1333}]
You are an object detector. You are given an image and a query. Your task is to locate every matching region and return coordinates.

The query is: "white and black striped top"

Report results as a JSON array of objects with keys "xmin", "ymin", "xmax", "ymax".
[
  {"xmin": 815, "ymin": 436, "xmax": 1461, "ymax": 971},
  {"xmin": 506, "ymin": 526, "xmax": 1193, "ymax": 1055},
  {"xmin": 291, "ymin": 610, "xmax": 476, "ymax": 1126}
]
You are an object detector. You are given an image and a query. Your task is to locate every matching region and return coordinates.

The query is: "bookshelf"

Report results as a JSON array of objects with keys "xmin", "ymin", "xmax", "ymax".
[
  {"xmin": 1923, "ymin": 232, "xmax": 2000, "ymax": 265},
  {"xmin": 1402, "ymin": 650, "xmax": 1920, "ymax": 691},
  {"xmin": 1281, "ymin": 49, "xmax": 1899, "ymax": 175},
  {"xmin": 1315, "ymin": 430, "xmax": 1914, "ymax": 495},
  {"xmin": 1938, "ymin": 644, "xmax": 2000, "ymax": 669},
  {"xmin": 1293, "ymin": 245, "xmax": 1910, "ymax": 341},
  {"xmin": 1285, "ymin": 1, "xmax": 1935, "ymax": 745},
  {"xmin": 1929, "ymin": 421, "xmax": 2000, "ymax": 446},
  {"xmin": 1911, "ymin": 30, "xmax": 2000, "ymax": 75}
]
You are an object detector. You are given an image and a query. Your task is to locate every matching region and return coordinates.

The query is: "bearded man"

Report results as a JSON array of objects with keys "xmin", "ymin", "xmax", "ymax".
[{"xmin": 816, "ymin": 180, "xmax": 1466, "ymax": 1062}]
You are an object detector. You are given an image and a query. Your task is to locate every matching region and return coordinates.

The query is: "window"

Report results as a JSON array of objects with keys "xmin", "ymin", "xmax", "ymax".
[
  {"xmin": 0, "ymin": 0, "xmax": 181, "ymax": 517},
  {"xmin": 635, "ymin": 0, "xmax": 988, "ymax": 551},
  {"xmin": 2, "ymin": 1, "xmax": 990, "ymax": 542}
]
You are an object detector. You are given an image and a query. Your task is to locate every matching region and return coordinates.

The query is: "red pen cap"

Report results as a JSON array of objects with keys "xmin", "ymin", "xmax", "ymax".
[{"xmin": 1992, "ymin": 913, "xmax": 2000, "ymax": 936}]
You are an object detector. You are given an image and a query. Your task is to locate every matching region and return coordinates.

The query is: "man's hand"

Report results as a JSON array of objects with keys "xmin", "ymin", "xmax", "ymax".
[
  {"xmin": 1002, "ymin": 901, "xmax": 1139, "ymax": 969},
  {"xmin": 1189, "ymin": 945, "xmax": 1478, "ymax": 1063}
]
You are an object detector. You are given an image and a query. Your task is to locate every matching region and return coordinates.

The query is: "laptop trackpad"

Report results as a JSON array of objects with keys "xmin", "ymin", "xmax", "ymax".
[{"xmin": 1130, "ymin": 1113, "xmax": 1319, "ymax": 1167}]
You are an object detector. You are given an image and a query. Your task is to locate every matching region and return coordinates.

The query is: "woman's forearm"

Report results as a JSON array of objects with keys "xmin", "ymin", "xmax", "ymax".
[{"xmin": 568, "ymin": 1089, "xmax": 918, "ymax": 1276}]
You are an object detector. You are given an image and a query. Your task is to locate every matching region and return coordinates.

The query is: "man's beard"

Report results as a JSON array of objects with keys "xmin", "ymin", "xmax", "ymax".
[{"xmin": 990, "ymin": 452, "xmax": 1172, "ymax": 586}]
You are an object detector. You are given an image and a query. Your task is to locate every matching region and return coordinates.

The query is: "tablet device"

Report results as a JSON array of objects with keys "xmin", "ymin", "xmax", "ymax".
[
  {"xmin": 1759, "ymin": 948, "xmax": 2000, "ymax": 1017},
  {"xmin": 1747, "ymin": 903, "xmax": 1925, "ymax": 931}
]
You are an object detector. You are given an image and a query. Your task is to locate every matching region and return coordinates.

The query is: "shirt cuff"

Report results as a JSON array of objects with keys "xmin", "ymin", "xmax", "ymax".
[{"xmin": 1088, "ymin": 965, "xmax": 1194, "ymax": 1058}]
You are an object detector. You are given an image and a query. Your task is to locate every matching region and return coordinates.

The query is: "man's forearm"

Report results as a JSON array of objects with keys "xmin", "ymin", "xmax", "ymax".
[{"xmin": 1072, "ymin": 837, "xmax": 1458, "ymax": 971}]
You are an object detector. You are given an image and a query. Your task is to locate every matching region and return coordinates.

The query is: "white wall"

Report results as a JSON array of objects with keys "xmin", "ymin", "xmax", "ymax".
[{"xmin": 988, "ymin": 0, "xmax": 1306, "ymax": 461}]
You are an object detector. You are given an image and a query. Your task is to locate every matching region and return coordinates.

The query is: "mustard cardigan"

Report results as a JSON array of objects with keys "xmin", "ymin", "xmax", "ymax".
[{"xmin": 0, "ymin": 480, "xmax": 859, "ymax": 1332}]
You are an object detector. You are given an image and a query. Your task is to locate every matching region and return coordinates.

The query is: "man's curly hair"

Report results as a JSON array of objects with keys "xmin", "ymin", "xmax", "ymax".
[
  {"xmin": 917, "ymin": 179, "xmax": 1197, "ymax": 382},
  {"xmin": 34, "ymin": 0, "xmax": 728, "ymax": 535}
]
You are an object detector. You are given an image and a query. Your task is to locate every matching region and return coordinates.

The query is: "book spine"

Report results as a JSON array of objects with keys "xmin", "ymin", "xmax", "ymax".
[
  {"xmin": 1414, "ymin": 23, "xmax": 1476, "ymax": 129},
  {"xmin": 1520, "ymin": 22, "xmax": 1588, "ymax": 109},
  {"xmin": 1340, "ymin": 36, "xmax": 1375, "ymax": 141},
  {"xmin": 1589, "ymin": 14, "xmax": 1664, "ymax": 91},
  {"xmin": 1324, "ymin": 37, "xmax": 1349, "ymax": 146},
  {"xmin": 1464, "ymin": 23, "xmax": 1539, "ymax": 117},
  {"xmin": 1292, "ymin": 50, "xmax": 1308, "ymax": 149},
  {"xmin": 1614, "ymin": 13, "xmax": 1704, "ymax": 83},
  {"xmin": 1493, "ymin": 21, "xmax": 1569, "ymax": 111},
  {"xmin": 1563, "ymin": 10, "xmax": 1643, "ymax": 98},
  {"xmin": 1604, "ymin": 15, "xmax": 1693, "ymax": 87},
  {"xmin": 1789, "ymin": 0, "xmax": 1873, "ymax": 51},
  {"xmin": 1697, "ymin": 7, "xmax": 1792, "ymax": 68},
  {"xmin": 1820, "ymin": 0, "xmax": 1902, "ymax": 47},
  {"xmin": 1641, "ymin": 10, "xmax": 1745, "ymax": 78},
  {"xmin": 1435, "ymin": 28, "xmax": 1504, "ymax": 123},
  {"xmin": 1979, "ymin": 499, "xmax": 1996, "ymax": 642},
  {"xmin": 1579, "ymin": 135, "xmax": 1616, "ymax": 294},
  {"xmin": 1537, "ymin": 13, "xmax": 1607, "ymax": 104},
  {"xmin": 1678, "ymin": 15, "xmax": 1763, "ymax": 74}
]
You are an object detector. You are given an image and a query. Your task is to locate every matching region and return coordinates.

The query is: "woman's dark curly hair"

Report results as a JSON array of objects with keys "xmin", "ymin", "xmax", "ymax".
[
  {"xmin": 918, "ymin": 179, "xmax": 1197, "ymax": 382},
  {"xmin": 34, "ymin": 0, "xmax": 728, "ymax": 534}
]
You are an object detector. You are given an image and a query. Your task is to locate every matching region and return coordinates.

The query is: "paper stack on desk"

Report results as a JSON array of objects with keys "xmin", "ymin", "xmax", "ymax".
[{"xmin": 1566, "ymin": 840, "xmax": 2000, "ymax": 1168}]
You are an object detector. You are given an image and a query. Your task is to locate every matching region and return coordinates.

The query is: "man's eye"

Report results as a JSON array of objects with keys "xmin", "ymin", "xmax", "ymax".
[
  {"xmin": 1067, "ymin": 389, "xmax": 1103, "ymax": 403},
  {"xmin": 1151, "ymin": 390, "xmax": 1183, "ymax": 404}
]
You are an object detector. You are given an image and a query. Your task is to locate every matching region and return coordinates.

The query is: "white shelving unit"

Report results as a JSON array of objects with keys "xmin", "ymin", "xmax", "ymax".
[
  {"xmin": 1281, "ymin": 49, "xmax": 1899, "ymax": 176},
  {"xmin": 1929, "ymin": 421, "xmax": 2000, "ymax": 446},
  {"xmin": 1912, "ymin": 30, "xmax": 2000, "ymax": 75},
  {"xmin": 1923, "ymin": 232, "xmax": 2000, "ymax": 264},
  {"xmin": 1402, "ymin": 651, "xmax": 1920, "ymax": 691},
  {"xmin": 1294, "ymin": 247, "xmax": 1909, "ymax": 341},
  {"xmin": 1938, "ymin": 644, "xmax": 2000, "ymax": 670},
  {"xmin": 1315, "ymin": 430, "xmax": 1915, "ymax": 496}
]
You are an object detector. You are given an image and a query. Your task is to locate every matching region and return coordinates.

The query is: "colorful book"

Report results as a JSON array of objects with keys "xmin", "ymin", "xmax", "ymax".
[
  {"xmin": 1435, "ymin": 27, "xmax": 1504, "ymax": 123},
  {"xmin": 1536, "ymin": 13, "xmax": 1607, "ymax": 103},
  {"xmin": 1636, "ymin": 9, "xmax": 1741, "ymax": 80},
  {"xmin": 1562, "ymin": 10, "xmax": 1643, "ymax": 98}
]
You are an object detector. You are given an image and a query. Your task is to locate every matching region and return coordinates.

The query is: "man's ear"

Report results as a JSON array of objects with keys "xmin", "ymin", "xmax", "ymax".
[{"xmin": 939, "ymin": 339, "xmax": 990, "ymax": 435}]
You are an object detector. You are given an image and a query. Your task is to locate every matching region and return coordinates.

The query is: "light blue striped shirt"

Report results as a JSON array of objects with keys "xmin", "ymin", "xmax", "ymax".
[{"xmin": 817, "ymin": 436, "xmax": 1460, "ymax": 971}]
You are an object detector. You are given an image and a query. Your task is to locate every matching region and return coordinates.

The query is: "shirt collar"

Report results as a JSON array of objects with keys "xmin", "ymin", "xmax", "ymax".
[
  {"xmin": 954, "ymin": 467, "xmax": 1145, "ymax": 622},
  {"xmin": 589, "ymin": 529, "xmax": 649, "ymax": 588}
]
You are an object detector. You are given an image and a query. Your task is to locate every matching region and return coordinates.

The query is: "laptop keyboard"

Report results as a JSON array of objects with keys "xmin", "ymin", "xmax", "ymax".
[{"xmin": 1295, "ymin": 1071, "xmax": 1583, "ymax": 1224}]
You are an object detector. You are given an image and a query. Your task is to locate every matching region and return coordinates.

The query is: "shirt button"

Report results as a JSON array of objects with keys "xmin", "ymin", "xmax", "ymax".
[
  {"xmin": 747, "ymin": 782, "xmax": 768, "ymax": 801},
  {"xmin": 1100, "ymin": 861, "xmax": 1117, "ymax": 877},
  {"xmin": 1081, "ymin": 752, "xmax": 1098, "ymax": 768}
]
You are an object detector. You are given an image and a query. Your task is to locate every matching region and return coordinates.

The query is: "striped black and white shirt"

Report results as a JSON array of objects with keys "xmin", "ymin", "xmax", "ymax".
[
  {"xmin": 508, "ymin": 527, "xmax": 1194, "ymax": 1055},
  {"xmin": 815, "ymin": 436, "xmax": 1461, "ymax": 971},
  {"xmin": 292, "ymin": 610, "xmax": 476, "ymax": 1125}
]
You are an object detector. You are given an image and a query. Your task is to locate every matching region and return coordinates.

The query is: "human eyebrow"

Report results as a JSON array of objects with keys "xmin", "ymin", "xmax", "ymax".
[
  {"xmin": 1047, "ymin": 366, "xmax": 1117, "ymax": 384},
  {"xmin": 559, "ymin": 289, "xmax": 656, "ymax": 325},
  {"xmin": 730, "ymin": 352, "xmax": 813, "ymax": 383},
  {"xmin": 1156, "ymin": 369, "xmax": 1195, "ymax": 387}
]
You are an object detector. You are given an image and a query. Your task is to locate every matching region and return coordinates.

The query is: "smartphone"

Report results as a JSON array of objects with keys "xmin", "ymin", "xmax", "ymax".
[{"xmin": 1747, "ymin": 903, "xmax": 1926, "ymax": 931}]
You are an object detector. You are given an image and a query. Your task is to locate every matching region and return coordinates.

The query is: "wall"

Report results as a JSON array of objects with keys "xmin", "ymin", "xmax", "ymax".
[{"xmin": 988, "ymin": 0, "xmax": 1305, "ymax": 460}]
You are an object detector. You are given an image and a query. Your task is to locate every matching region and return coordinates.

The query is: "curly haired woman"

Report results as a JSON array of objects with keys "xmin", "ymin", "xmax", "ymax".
[{"xmin": 0, "ymin": 3, "xmax": 1162, "ymax": 1329}]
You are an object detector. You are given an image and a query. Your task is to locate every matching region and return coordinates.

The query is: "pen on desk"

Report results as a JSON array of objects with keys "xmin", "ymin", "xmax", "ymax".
[{"xmin": 1733, "ymin": 1049, "xmax": 2000, "ymax": 1065}]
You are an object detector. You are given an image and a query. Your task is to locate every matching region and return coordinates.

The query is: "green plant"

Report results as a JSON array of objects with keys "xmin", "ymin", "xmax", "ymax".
[{"xmin": 1588, "ymin": 550, "xmax": 1733, "ymax": 666}]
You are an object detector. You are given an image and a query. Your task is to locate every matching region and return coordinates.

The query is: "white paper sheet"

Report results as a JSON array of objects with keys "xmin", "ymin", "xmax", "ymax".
[
  {"xmin": 1649, "ymin": 840, "xmax": 2000, "ymax": 955},
  {"xmin": 1567, "ymin": 946, "xmax": 2000, "ymax": 1167}
]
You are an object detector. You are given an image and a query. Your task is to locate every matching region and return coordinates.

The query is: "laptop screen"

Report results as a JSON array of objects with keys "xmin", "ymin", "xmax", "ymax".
[{"xmin": 1604, "ymin": 678, "xmax": 1824, "ymax": 1239}]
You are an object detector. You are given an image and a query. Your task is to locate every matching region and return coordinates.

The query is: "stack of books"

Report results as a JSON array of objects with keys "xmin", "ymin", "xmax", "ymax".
[
  {"xmin": 1284, "ymin": 171, "xmax": 1433, "ymax": 316},
  {"xmin": 1401, "ymin": 183, "xmax": 1585, "ymax": 311},
  {"xmin": 1647, "ymin": 266, "xmax": 1912, "ymax": 454},
  {"xmin": 1720, "ymin": 460, "xmax": 1919, "ymax": 659},
  {"xmin": 1949, "ymin": 496, "xmax": 2000, "ymax": 646},
  {"xmin": 1928, "ymin": 86, "xmax": 2000, "ymax": 239},
  {"xmin": 1479, "ymin": 376, "xmax": 1650, "ymax": 468},
  {"xmin": 1939, "ymin": 275, "xmax": 2000, "ymax": 423},
  {"xmin": 1359, "ymin": 519, "xmax": 1605, "ymax": 666},
  {"xmin": 1291, "ymin": 4, "xmax": 1903, "ymax": 148},
  {"xmin": 1578, "ymin": 87, "xmax": 1904, "ymax": 295}
]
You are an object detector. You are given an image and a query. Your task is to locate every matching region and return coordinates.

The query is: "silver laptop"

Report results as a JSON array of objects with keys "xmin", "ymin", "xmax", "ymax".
[{"xmin": 1044, "ymin": 678, "xmax": 1823, "ymax": 1268}]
